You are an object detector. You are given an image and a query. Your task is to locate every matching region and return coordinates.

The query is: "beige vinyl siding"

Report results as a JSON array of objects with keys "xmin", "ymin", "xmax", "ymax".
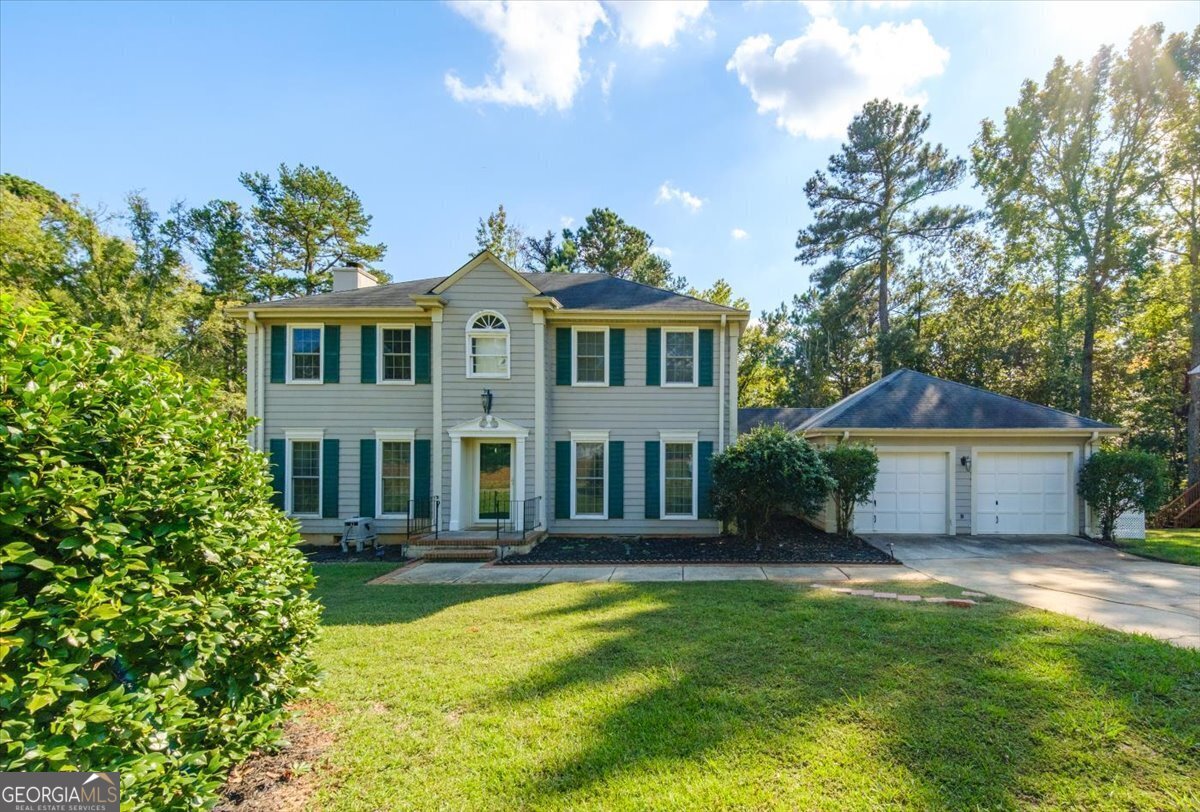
[
  {"xmin": 262, "ymin": 317, "xmax": 433, "ymax": 535},
  {"xmin": 439, "ymin": 260, "xmax": 537, "ymax": 530},
  {"xmin": 954, "ymin": 445, "xmax": 971, "ymax": 534},
  {"xmin": 549, "ymin": 320, "xmax": 721, "ymax": 535}
]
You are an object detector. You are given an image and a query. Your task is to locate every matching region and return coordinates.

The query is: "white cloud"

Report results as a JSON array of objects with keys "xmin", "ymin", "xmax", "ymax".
[
  {"xmin": 656, "ymin": 181, "xmax": 704, "ymax": 212},
  {"xmin": 444, "ymin": 1, "xmax": 608, "ymax": 111},
  {"xmin": 560, "ymin": 215, "xmax": 575, "ymax": 228},
  {"xmin": 608, "ymin": 1, "xmax": 708, "ymax": 48},
  {"xmin": 650, "ymin": 245, "xmax": 674, "ymax": 258},
  {"xmin": 731, "ymin": 228, "xmax": 749, "ymax": 240},
  {"xmin": 726, "ymin": 15, "xmax": 949, "ymax": 138},
  {"xmin": 600, "ymin": 61, "xmax": 617, "ymax": 98}
]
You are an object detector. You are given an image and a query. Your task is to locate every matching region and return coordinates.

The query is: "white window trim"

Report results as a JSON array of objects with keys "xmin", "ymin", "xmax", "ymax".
[
  {"xmin": 570, "ymin": 430, "xmax": 609, "ymax": 520},
  {"xmin": 662, "ymin": 327, "xmax": 699, "ymax": 388},
  {"xmin": 286, "ymin": 324, "xmax": 324, "ymax": 385},
  {"xmin": 376, "ymin": 429, "xmax": 417, "ymax": 518},
  {"xmin": 571, "ymin": 326, "xmax": 609, "ymax": 387},
  {"xmin": 377, "ymin": 324, "xmax": 416, "ymax": 385},
  {"xmin": 465, "ymin": 310, "xmax": 511, "ymax": 380},
  {"xmin": 285, "ymin": 429, "xmax": 324, "ymax": 517},
  {"xmin": 660, "ymin": 431, "xmax": 699, "ymax": 520}
]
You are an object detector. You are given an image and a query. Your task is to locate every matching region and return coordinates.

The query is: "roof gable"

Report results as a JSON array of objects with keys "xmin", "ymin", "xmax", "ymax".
[
  {"xmin": 802, "ymin": 369, "xmax": 1116, "ymax": 432},
  {"xmin": 432, "ymin": 250, "xmax": 541, "ymax": 296}
]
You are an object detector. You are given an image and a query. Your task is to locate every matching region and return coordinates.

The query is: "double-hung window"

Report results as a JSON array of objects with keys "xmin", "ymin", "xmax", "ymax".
[
  {"xmin": 379, "ymin": 326, "xmax": 414, "ymax": 383},
  {"xmin": 573, "ymin": 327, "xmax": 607, "ymax": 386},
  {"xmin": 288, "ymin": 326, "xmax": 322, "ymax": 383},
  {"xmin": 663, "ymin": 329, "xmax": 697, "ymax": 386},
  {"xmin": 378, "ymin": 434, "xmax": 413, "ymax": 516},
  {"xmin": 571, "ymin": 431, "xmax": 608, "ymax": 519},
  {"xmin": 287, "ymin": 434, "xmax": 323, "ymax": 516},
  {"xmin": 661, "ymin": 434, "xmax": 697, "ymax": 519},
  {"xmin": 467, "ymin": 311, "xmax": 509, "ymax": 378}
]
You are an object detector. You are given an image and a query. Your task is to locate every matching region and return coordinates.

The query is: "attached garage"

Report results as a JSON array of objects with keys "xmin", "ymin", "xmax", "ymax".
[
  {"xmin": 853, "ymin": 451, "xmax": 950, "ymax": 534},
  {"xmin": 974, "ymin": 450, "xmax": 1072, "ymax": 535}
]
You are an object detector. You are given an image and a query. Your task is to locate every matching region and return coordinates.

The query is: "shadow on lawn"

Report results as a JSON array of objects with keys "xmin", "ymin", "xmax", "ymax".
[{"xmin": 484, "ymin": 584, "xmax": 1199, "ymax": 809}]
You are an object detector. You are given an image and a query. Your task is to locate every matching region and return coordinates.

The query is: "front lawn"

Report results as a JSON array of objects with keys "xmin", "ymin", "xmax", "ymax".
[
  {"xmin": 296, "ymin": 564, "xmax": 1199, "ymax": 810},
  {"xmin": 1116, "ymin": 529, "xmax": 1200, "ymax": 566}
]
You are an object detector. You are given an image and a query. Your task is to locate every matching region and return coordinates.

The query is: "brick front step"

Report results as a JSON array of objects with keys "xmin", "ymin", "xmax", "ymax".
[{"xmin": 422, "ymin": 548, "xmax": 497, "ymax": 562}]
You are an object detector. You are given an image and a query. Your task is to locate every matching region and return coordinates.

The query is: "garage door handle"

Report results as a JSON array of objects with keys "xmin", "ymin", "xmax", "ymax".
[{"xmin": 995, "ymin": 515, "xmax": 999, "ymax": 524}]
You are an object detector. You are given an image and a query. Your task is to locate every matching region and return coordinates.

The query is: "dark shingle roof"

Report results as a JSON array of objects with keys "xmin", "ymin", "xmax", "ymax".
[
  {"xmin": 245, "ymin": 269, "xmax": 744, "ymax": 314},
  {"xmin": 801, "ymin": 369, "xmax": 1115, "ymax": 431},
  {"xmin": 738, "ymin": 407, "xmax": 825, "ymax": 434}
]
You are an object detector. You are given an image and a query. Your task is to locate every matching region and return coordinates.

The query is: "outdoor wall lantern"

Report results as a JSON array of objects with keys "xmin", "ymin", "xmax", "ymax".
[
  {"xmin": 960, "ymin": 454, "xmax": 972, "ymax": 472},
  {"xmin": 479, "ymin": 389, "xmax": 498, "ymax": 428}
]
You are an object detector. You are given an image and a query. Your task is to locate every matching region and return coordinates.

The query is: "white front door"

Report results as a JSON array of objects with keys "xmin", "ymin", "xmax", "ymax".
[
  {"xmin": 853, "ymin": 451, "xmax": 948, "ymax": 534},
  {"xmin": 974, "ymin": 452, "xmax": 1070, "ymax": 534}
]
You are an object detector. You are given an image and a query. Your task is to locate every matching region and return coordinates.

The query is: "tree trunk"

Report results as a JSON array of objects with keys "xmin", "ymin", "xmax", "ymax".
[
  {"xmin": 878, "ymin": 245, "xmax": 891, "ymax": 375},
  {"xmin": 1079, "ymin": 270, "xmax": 1098, "ymax": 419},
  {"xmin": 1189, "ymin": 234, "xmax": 1200, "ymax": 486}
]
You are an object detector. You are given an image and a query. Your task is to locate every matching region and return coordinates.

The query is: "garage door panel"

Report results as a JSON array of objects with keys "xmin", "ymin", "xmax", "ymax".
[
  {"xmin": 855, "ymin": 451, "xmax": 948, "ymax": 535},
  {"xmin": 975, "ymin": 451, "xmax": 1071, "ymax": 535}
]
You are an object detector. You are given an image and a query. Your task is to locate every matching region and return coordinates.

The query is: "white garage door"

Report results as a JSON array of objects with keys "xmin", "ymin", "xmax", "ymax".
[
  {"xmin": 853, "ymin": 452, "xmax": 948, "ymax": 534},
  {"xmin": 974, "ymin": 452, "xmax": 1071, "ymax": 535}
]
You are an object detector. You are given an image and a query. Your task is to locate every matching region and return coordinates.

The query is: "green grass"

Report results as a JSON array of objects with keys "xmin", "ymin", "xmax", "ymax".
[
  {"xmin": 303, "ymin": 564, "xmax": 1200, "ymax": 811},
  {"xmin": 1116, "ymin": 529, "xmax": 1200, "ymax": 566}
]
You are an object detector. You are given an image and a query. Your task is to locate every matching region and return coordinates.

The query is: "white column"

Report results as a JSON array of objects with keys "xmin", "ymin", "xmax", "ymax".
[
  {"xmin": 532, "ymin": 310, "xmax": 547, "ymax": 529},
  {"xmin": 449, "ymin": 435, "xmax": 462, "ymax": 531},
  {"xmin": 515, "ymin": 435, "xmax": 527, "ymax": 531},
  {"xmin": 245, "ymin": 316, "xmax": 258, "ymax": 448},
  {"xmin": 717, "ymin": 315, "xmax": 726, "ymax": 450},
  {"xmin": 727, "ymin": 323, "xmax": 740, "ymax": 444},
  {"xmin": 431, "ymin": 309, "xmax": 444, "ymax": 528}
]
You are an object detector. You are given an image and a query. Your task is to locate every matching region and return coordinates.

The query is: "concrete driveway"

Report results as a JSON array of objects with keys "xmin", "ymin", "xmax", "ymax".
[{"xmin": 867, "ymin": 535, "xmax": 1200, "ymax": 649}]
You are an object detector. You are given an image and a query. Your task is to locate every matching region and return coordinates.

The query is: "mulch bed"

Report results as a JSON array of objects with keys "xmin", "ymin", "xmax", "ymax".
[
  {"xmin": 215, "ymin": 702, "xmax": 336, "ymax": 812},
  {"xmin": 299, "ymin": 545, "xmax": 410, "ymax": 564},
  {"xmin": 497, "ymin": 518, "xmax": 896, "ymax": 565}
]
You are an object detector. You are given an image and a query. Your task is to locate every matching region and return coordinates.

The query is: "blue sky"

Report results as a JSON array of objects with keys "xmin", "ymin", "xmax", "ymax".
[{"xmin": 2, "ymin": 1, "xmax": 1196, "ymax": 314}]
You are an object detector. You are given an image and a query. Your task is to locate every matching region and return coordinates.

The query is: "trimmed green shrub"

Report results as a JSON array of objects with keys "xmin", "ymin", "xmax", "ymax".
[
  {"xmin": 0, "ymin": 293, "xmax": 320, "ymax": 810},
  {"xmin": 711, "ymin": 425, "xmax": 834, "ymax": 540},
  {"xmin": 1077, "ymin": 449, "xmax": 1168, "ymax": 541},
  {"xmin": 819, "ymin": 444, "xmax": 880, "ymax": 536}
]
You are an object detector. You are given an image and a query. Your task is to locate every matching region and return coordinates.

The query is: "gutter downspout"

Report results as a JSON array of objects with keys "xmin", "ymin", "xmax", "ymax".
[{"xmin": 718, "ymin": 314, "xmax": 726, "ymax": 450}]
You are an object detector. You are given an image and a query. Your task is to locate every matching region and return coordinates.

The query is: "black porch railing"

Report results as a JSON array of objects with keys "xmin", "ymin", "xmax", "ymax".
[
  {"xmin": 406, "ymin": 496, "xmax": 440, "ymax": 540},
  {"xmin": 483, "ymin": 494, "xmax": 543, "ymax": 543}
]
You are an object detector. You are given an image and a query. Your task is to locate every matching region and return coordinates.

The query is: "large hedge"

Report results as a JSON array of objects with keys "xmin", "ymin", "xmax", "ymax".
[
  {"xmin": 819, "ymin": 444, "xmax": 879, "ymax": 536},
  {"xmin": 0, "ymin": 293, "xmax": 320, "ymax": 810},
  {"xmin": 711, "ymin": 425, "xmax": 834, "ymax": 540},
  {"xmin": 1078, "ymin": 449, "xmax": 1168, "ymax": 541}
]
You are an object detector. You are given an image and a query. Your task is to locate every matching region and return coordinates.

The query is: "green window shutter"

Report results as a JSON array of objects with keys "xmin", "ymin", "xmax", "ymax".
[
  {"xmin": 698, "ymin": 440, "xmax": 714, "ymax": 519},
  {"xmin": 609, "ymin": 329, "xmax": 625, "ymax": 386},
  {"xmin": 555, "ymin": 441, "xmax": 571, "ymax": 519},
  {"xmin": 644, "ymin": 440, "xmax": 660, "ymax": 519},
  {"xmin": 359, "ymin": 438, "xmax": 376, "ymax": 517},
  {"xmin": 413, "ymin": 439, "xmax": 431, "ymax": 518},
  {"xmin": 645, "ymin": 328, "xmax": 661, "ymax": 386},
  {"xmin": 268, "ymin": 438, "xmax": 285, "ymax": 509},
  {"xmin": 556, "ymin": 328, "xmax": 572, "ymax": 385},
  {"xmin": 699, "ymin": 329, "xmax": 714, "ymax": 387},
  {"xmin": 608, "ymin": 441, "xmax": 624, "ymax": 519},
  {"xmin": 360, "ymin": 325, "xmax": 377, "ymax": 384},
  {"xmin": 323, "ymin": 325, "xmax": 340, "ymax": 383},
  {"xmin": 270, "ymin": 325, "xmax": 286, "ymax": 383},
  {"xmin": 321, "ymin": 438, "xmax": 339, "ymax": 518},
  {"xmin": 415, "ymin": 326, "xmax": 432, "ymax": 384}
]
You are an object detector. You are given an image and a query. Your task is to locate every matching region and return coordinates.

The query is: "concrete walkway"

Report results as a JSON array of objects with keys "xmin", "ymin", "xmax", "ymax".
[
  {"xmin": 867, "ymin": 535, "xmax": 1200, "ymax": 649},
  {"xmin": 371, "ymin": 561, "xmax": 927, "ymax": 585}
]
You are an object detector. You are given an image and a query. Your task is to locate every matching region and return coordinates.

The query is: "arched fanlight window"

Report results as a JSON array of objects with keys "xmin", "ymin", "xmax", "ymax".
[{"xmin": 466, "ymin": 311, "xmax": 509, "ymax": 378}]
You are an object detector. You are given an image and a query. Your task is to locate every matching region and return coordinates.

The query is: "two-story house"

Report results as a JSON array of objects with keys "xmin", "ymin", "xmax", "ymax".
[{"xmin": 235, "ymin": 250, "xmax": 749, "ymax": 545}]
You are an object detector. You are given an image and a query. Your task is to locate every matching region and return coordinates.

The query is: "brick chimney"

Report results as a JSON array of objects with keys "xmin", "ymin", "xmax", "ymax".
[{"xmin": 331, "ymin": 261, "xmax": 379, "ymax": 292}]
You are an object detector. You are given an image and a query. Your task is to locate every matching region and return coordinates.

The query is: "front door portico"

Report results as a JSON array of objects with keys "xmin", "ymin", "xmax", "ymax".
[{"xmin": 447, "ymin": 416, "xmax": 528, "ymax": 531}]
